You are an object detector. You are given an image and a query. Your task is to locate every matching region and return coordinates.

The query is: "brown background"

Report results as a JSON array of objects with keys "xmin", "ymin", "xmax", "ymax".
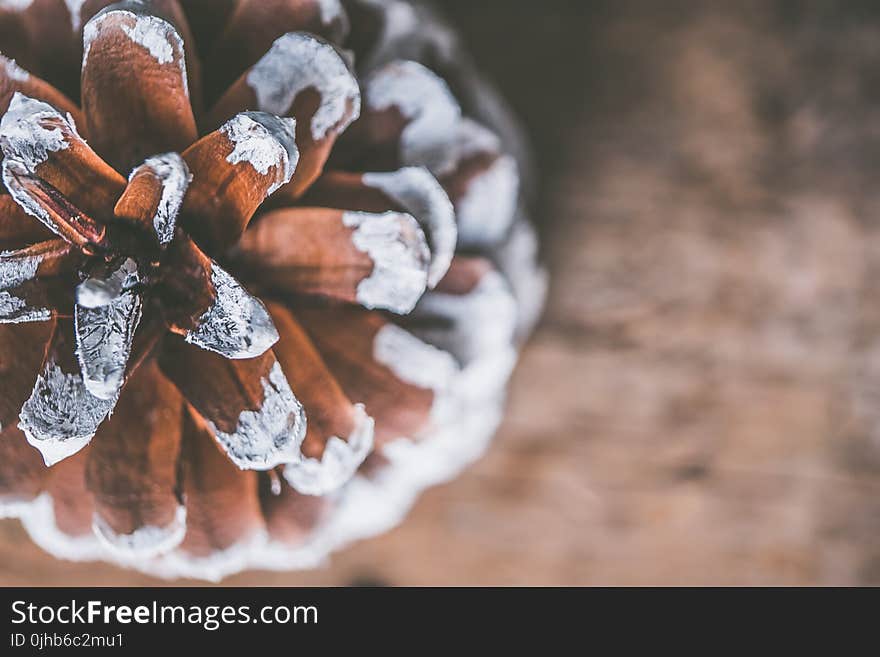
[{"xmin": 4, "ymin": 0, "xmax": 880, "ymax": 585}]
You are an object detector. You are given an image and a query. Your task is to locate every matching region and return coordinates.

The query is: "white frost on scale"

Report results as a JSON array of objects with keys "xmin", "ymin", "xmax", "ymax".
[
  {"xmin": 121, "ymin": 16, "xmax": 174, "ymax": 63},
  {"xmin": 18, "ymin": 363, "xmax": 117, "ymax": 466},
  {"xmin": 451, "ymin": 119, "xmax": 520, "ymax": 247},
  {"xmin": 0, "ymin": 291, "xmax": 51, "ymax": 324},
  {"xmin": 0, "ymin": 0, "xmax": 33, "ymax": 11},
  {"xmin": 0, "ymin": 95, "xmax": 73, "ymax": 236},
  {"xmin": 458, "ymin": 154, "xmax": 519, "ymax": 246},
  {"xmin": 283, "ymin": 404, "xmax": 375, "ymax": 496},
  {"xmin": 84, "ymin": 9, "xmax": 188, "ymax": 95},
  {"xmin": 75, "ymin": 258, "xmax": 140, "ymax": 309},
  {"xmin": 206, "ymin": 362, "xmax": 307, "ymax": 471},
  {"xmin": 221, "ymin": 112, "xmax": 299, "ymax": 194},
  {"xmin": 320, "ymin": 395, "xmax": 503, "ymax": 556},
  {"xmin": 364, "ymin": 66, "xmax": 520, "ymax": 247},
  {"xmin": 135, "ymin": 153, "xmax": 192, "ymax": 246},
  {"xmin": 363, "ymin": 167, "xmax": 456, "ymax": 288},
  {"xmin": 343, "ymin": 211, "xmax": 430, "ymax": 314},
  {"xmin": 246, "ymin": 33, "xmax": 361, "ymax": 142},
  {"xmin": 185, "ymin": 263, "xmax": 279, "ymax": 359},
  {"xmin": 2, "ymin": 160, "xmax": 54, "ymax": 234},
  {"xmin": 0, "ymin": 93, "xmax": 70, "ymax": 172},
  {"xmin": 353, "ymin": 0, "xmax": 420, "ymax": 70},
  {"xmin": 1, "ymin": 55, "xmax": 29, "ymax": 82},
  {"xmin": 366, "ymin": 60, "xmax": 461, "ymax": 175},
  {"xmin": 373, "ymin": 322, "xmax": 459, "ymax": 390},
  {"xmin": 371, "ymin": 0, "xmax": 417, "ymax": 40},
  {"xmin": 0, "ymin": 292, "xmax": 50, "ymax": 324},
  {"xmin": 133, "ymin": 531, "xmax": 269, "ymax": 582},
  {"xmin": 63, "ymin": 0, "xmax": 87, "ymax": 31},
  {"xmin": 20, "ymin": 494, "xmax": 107, "ymax": 562},
  {"xmin": 0, "ymin": 496, "xmax": 35, "ymax": 519},
  {"xmin": 74, "ymin": 280, "xmax": 143, "ymax": 401},
  {"xmin": 0, "ymin": 248, "xmax": 50, "ymax": 324},
  {"xmin": 316, "ymin": 0, "xmax": 345, "ymax": 24},
  {"xmin": 93, "ymin": 505, "xmax": 187, "ymax": 558},
  {"xmin": 373, "ymin": 323, "xmax": 458, "ymax": 424},
  {"xmin": 412, "ymin": 270, "xmax": 517, "ymax": 367},
  {"xmin": 493, "ymin": 218, "xmax": 549, "ymax": 342}
]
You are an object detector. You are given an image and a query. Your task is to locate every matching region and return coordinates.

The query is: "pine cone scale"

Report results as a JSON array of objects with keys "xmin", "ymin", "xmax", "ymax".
[
  {"xmin": 180, "ymin": 111, "xmax": 298, "ymax": 253},
  {"xmin": 85, "ymin": 360, "xmax": 184, "ymax": 557},
  {"xmin": 158, "ymin": 338, "xmax": 306, "ymax": 471},
  {"xmin": 82, "ymin": 4, "xmax": 197, "ymax": 172}
]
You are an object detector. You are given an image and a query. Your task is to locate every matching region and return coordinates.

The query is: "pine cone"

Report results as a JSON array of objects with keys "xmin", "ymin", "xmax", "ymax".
[{"xmin": 0, "ymin": 0, "xmax": 545, "ymax": 579}]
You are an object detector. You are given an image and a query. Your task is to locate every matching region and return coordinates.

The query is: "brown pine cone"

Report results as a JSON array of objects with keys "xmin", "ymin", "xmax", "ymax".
[{"xmin": 0, "ymin": 0, "xmax": 545, "ymax": 579}]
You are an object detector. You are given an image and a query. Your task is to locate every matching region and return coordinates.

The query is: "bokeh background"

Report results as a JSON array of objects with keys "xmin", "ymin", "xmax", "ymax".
[{"xmin": 4, "ymin": 0, "xmax": 880, "ymax": 585}]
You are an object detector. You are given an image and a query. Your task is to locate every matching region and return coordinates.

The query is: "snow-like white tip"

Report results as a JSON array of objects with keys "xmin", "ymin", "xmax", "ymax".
[
  {"xmin": 208, "ymin": 363, "xmax": 307, "ymax": 471},
  {"xmin": 142, "ymin": 531, "xmax": 268, "ymax": 582},
  {"xmin": 343, "ymin": 210, "xmax": 430, "ymax": 314},
  {"xmin": 0, "ymin": 495, "xmax": 35, "ymax": 520},
  {"xmin": 0, "ymin": 92, "xmax": 70, "ymax": 171},
  {"xmin": 0, "ymin": 243, "xmax": 50, "ymax": 324},
  {"xmin": 81, "ymin": 373, "xmax": 123, "ymax": 402},
  {"xmin": 74, "ymin": 260, "xmax": 142, "ymax": 401},
  {"xmin": 283, "ymin": 404, "xmax": 375, "ymax": 496},
  {"xmin": 365, "ymin": 60, "xmax": 461, "ymax": 176},
  {"xmin": 19, "ymin": 493, "xmax": 106, "ymax": 562},
  {"xmin": 1, "ymin": 54, "xmax": 29, "ymax": 82},
  {"xmin": 222, "ymin": 112, "xmax": 299, "ymax": 194},
  {"xmin": 362, "ymin": 167, "xmax": 456, "ymax": 288},
  {"xmin": 92, "ymin": 505, "xmax": 186, "ymax": 558},
  {"xmin": 76, "ymin": 279, "xmax": 115, "ymax": 309},
  {"xmin": 18, "ymin": 363, "xmax": 116, "ymax": 466},
  {"xmin": 138, "ymin": 152, "xmax": 192, "ymax": 246},
  {"xmin": 456, "ymin": 153, "xmax": 519, "ymax": 248},
  {"xmin": 246, "ymin": 32, "xmax": 361, "ymax": 142},
  {"xmin": 373, "ymin": 322, "xmax": 459, "ymax": 425},
  {"xmin": 22, "ymin": 428, "xmax": 93, "ymax": 468},
  {"xmin": 185, "ymin": 263, "xmax": 280, "ymax": 360},
  {"xmin": 83, "ymin": 4, "xmax": 189, "ymax": 97}
]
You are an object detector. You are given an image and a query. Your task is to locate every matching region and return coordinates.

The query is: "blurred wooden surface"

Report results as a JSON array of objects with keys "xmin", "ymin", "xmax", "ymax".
[{"xmin": 4, "ymin": 0, "xmax": 880, "ymax": 585}]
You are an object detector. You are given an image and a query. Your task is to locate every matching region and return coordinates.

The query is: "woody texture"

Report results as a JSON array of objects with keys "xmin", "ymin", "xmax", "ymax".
[{"xmin": 0, "ymin": 0, "xmax": 544, "ymax": 579}]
